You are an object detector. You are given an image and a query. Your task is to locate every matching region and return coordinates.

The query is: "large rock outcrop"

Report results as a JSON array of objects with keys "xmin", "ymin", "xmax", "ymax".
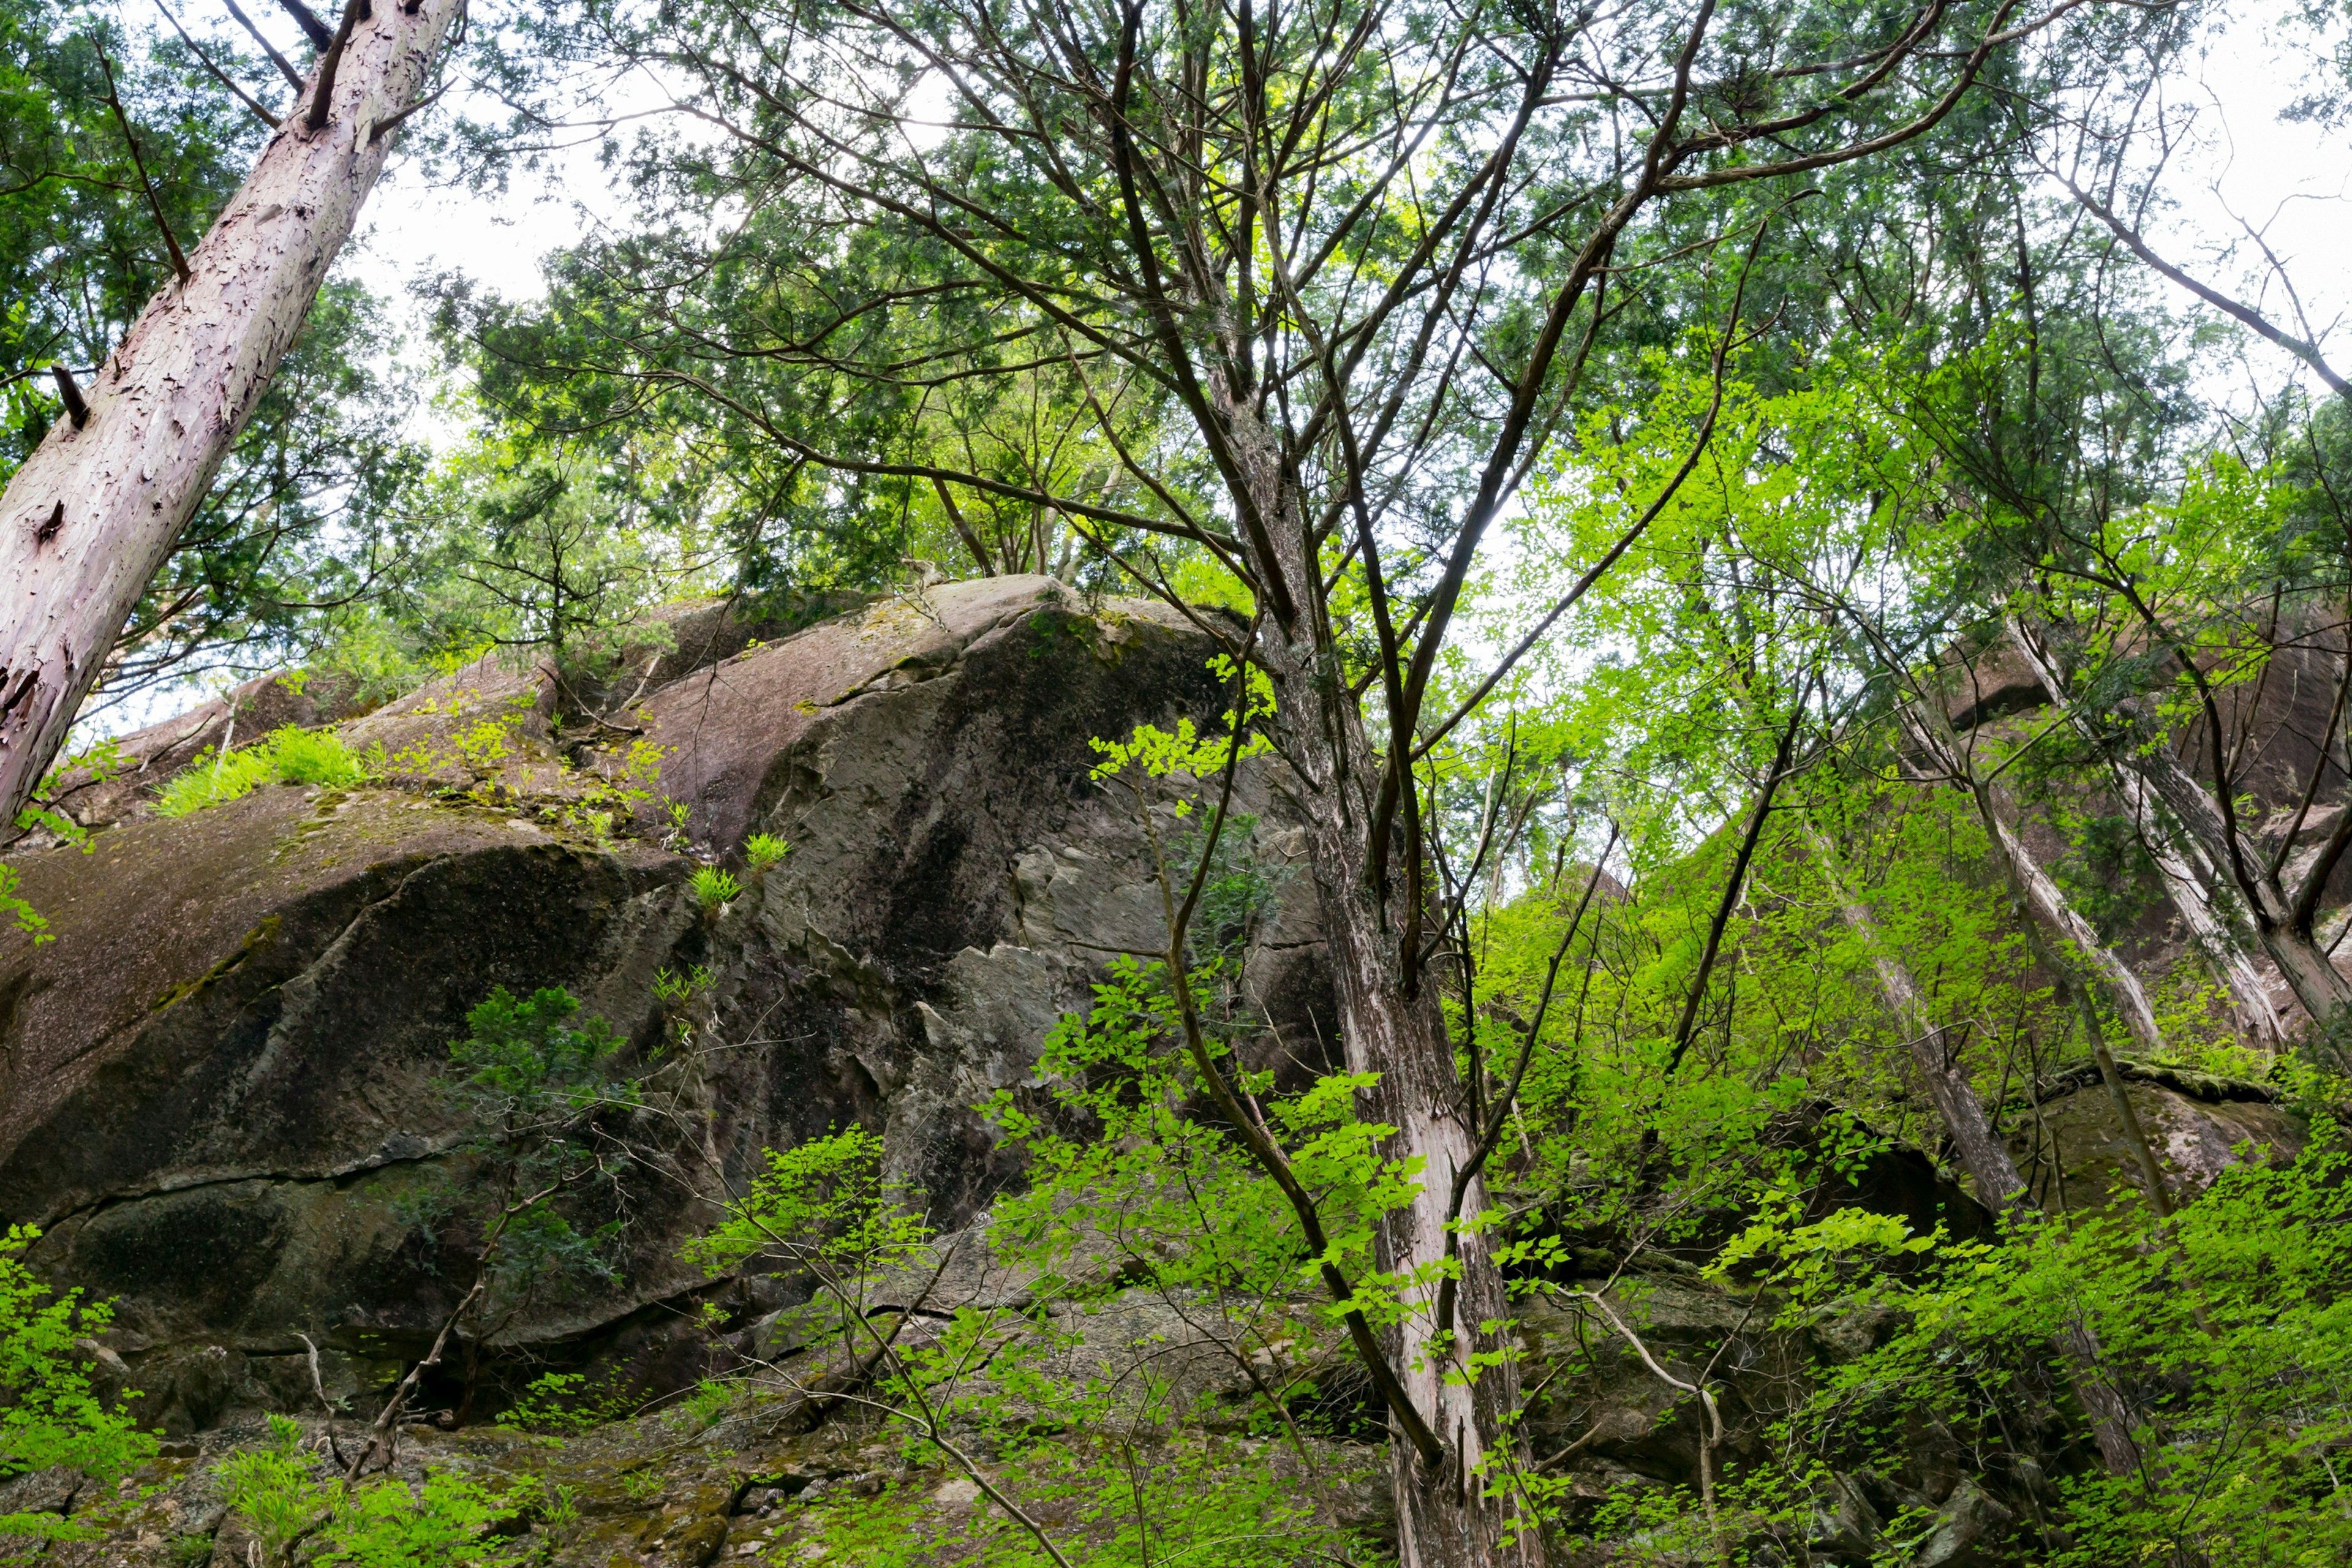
[{"xmin": 0, "ymin": 577, "xmax": 1324, "ymax": 1429}]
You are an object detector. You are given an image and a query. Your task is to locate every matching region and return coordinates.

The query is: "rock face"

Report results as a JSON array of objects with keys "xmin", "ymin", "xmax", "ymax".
[
  {"xmin": 0, "ymin": 577, "xmax": 1322, "ymax": 1428},
  {"xmin": 2004, "ymin": 1063, "xmax": 2302, "ymax": 1215}
]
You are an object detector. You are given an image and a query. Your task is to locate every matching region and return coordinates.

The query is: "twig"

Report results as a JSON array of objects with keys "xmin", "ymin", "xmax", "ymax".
[
  {"xmin": 304, "ymin": 0, "xmax": 368, "ymax": 133},
  {"xmin": 295, "ymin": 1331, "xmax": 347, "ymax": 1467},
  {"xmin": 344, "ymin": 1275, "xmax": 482, "ymax": 1487},
  {"xmin": 154, "ymin": 1, "xmax": 279, "ymax": 127},
  {"xmin": 224, "ymin": 0, "xmax": 305, "ymax": 90},
  {"xmin": 273, "ymin": 0, "xmax": 336, "ymax": 51},
  {"xmin": 368, "ymin": 82, "xmax": 447, "ymax": 144},
  {"xmin": 1567, "ymin": 1288, "xmax": 1726, "ymax": 1549},
  {"xmin": 1664, "ymin": 690, "xmax": 1812, "ymax": 1076},
  {"xmin": 48, "ymin": 366, "xmax": 88, "ymax": 429},
  {"xmin": 94, "ymin": 40, "xmax": 191, "ymax": 283}
]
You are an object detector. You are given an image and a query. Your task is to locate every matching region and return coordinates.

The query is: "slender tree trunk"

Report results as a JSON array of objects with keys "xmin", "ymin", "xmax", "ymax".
[
  {"xmin": 0, "ymin": 0, "xmax": 463, "ymax": 824},
  {"xmin": 1227, "ymin": 401, "xmax": 1534, "ymax": 1566},
  {"xmin": 2005, "ymin": 619, "xmax": 2303, "ymax": 1046},
  {"xmin": 2121, "ymin": 763, "xmax": 2290, "ymax": 1050},
  {"xmin": 1899, "ymin": 698, "xmax": 2179, "ymax": 1216},
  {"xmin": 2133, "ymin": 745, "xmax": 2352, "ymax": 1019},
  {"xmin": 1802, "ymin": 818, "xmax": 2145, "ymax": 1477},
  {"xmin": 1977, "ymin": 802, "xmax": 2180, "ymax": 1217}
]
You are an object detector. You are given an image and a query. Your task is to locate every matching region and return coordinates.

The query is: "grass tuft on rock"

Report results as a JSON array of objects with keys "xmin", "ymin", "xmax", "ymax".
[{"xmin": 157, "ymin": 728, "xmax": 370, "ymax": 816}]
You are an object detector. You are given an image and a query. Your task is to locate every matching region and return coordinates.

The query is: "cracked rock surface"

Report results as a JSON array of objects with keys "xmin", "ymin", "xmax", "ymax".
[{"xmin": 0, "ymin": 577, "xmax": 1329, "ymax": 1430}]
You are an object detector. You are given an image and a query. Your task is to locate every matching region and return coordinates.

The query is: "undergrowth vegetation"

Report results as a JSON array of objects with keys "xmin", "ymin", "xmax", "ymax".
[
  {"xmin": 156, "ymin": 727, "xmax": 371, "ymax": 815},
  {"xmin": 0, "ymin": 1227, "xmax": 154, "ymax": 1542}
]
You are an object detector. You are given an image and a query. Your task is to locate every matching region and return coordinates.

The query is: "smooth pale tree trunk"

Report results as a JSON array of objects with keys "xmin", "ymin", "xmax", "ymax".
[
  {"xmin": 2006, "ymin": 619, "xmax": 2303, "ymax": 1047},
  {"xmin": 1899, "ymin": 698, "xmax": 2180, "ymax": 1217},
  {"xmin": 1222, "ymin": 397, "xmax": 1535, "ymax": 1567},
  {"xmin": 1801, "ymin": 818, "xmax": 2146, "ymax": 1477},
  {"xmin": 2114, "ymin": 760, "xmax": 2290, "ymax": 1051},
  {"xmin": 0, "ymin": 0, "xmax": 464, "ymax": 825},
  {"xmin": 1910, "ymin": 684, "xmax": 2165, "ymax": 1051},
  {"xmin": 2134, "ymin": 748, "xmax": 2352, "ymax": 1019},
  {"xmin": 2122, "ymin": 770, "xmax": 2288, "ymax": 1049}
]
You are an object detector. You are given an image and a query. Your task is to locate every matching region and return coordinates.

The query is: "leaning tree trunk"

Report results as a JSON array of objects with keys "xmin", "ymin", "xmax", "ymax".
[
  {"xmin": 1909, "ymin": 687, "xmax": 2163, "ymax": 1052},
  {"xmin": 1227, "ymin": 400, "xmax": 1536, "ymax": 1567},
  {"xmin": 1899, "ymin": 697, "xmax": 2180, "ymax": 1218},
  {"xmin": 0, "ymin": 0, "xmax": 464, "ymax": 825},
  {"xmin": 2117, "ymin": 766, "xmax": 2291, "ymax": 1051},
  {"xmin": 2006, "ymin": 618, "xmax": 2304, "ymax": 1046},
  {"xmin": 2127, "ymin": 741, "xmax": 2352, "ymax": 1019},
  {"xmin": 1801, "ymin": 817, "xmax": 2146, "ymax": 1477}
]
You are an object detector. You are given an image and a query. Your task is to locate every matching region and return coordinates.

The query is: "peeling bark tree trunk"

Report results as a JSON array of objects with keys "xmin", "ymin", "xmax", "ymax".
[
  {"xmin": 2005, "ymin": 619, "xmax": 2300, "ymax": 1049},
  {"xmin": 1801, "ymin": 818, "xmax": 2146, "ymax": 1477},
  {"xmin": 0, "ymin": 0, "xmax": 464, "ymax": 824},
  {"xmin": 1227, "ymin": 398, "xmax": 1534, "ymax": 1567}
]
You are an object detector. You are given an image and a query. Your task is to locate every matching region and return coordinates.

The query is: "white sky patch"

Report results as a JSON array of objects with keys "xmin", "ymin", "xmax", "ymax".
[{"xmin": 2130, "ymin": 12, "xmax": 2352, "ymax": 405}]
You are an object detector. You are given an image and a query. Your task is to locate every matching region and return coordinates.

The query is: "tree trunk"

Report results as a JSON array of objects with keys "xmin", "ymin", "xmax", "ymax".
[
  {"xmin": 1226, "ymin": 399, "xmax": 1534, "ymax": 1566},
  {"xmin": 1801, "ymin": 818, "xmax": 2146, "ymax": 1477},
  {"xmin": 1899, "ymin": 698, "xmax": 2180, "ymax": 1217},
  {"xmin": 2005, "ymin": 619, "xmax": 2304, "ymax": 1045},
  {"xmin": 0, "ymin": 0, "xmax": 463, "ymax": 824},
  {"xmin": 2125, "ymin": 738, "xmax": 2352, "ymax": 1017},
  {"xmin": 2119, "ymin": 763, "xmax": 2290, "ymax": 1050}
]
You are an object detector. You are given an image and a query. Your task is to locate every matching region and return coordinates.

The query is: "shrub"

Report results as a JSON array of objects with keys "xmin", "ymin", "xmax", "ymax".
[
  {"xmin": 744, "ymin": 833, "xmax": 791, "ymax": 871},
  {"xmin": 214, "ymin": 1416, "xmax": 326, "ymax": 1565},
  {"xmin": 157, "ymin": 728, "xmax": 369, "ymax": 816},
  {"xmin": 676, "ymin": 1378, "xmax": 736, "ymax": 1429},
  {"xmin": 499, "ymin": 1370, "xmax": 633, "ymax": 1434},
  {"xmin": 363, "ymin": 987, "xmax": 644, "ymax": 1444},
  {"xmin": 690, "ymin": 866, "xmax": 741, "ymax": 908},
  {"xmin": 218, "ymin": 1413, "xmax": 526, "ymax": 1567},
  {"xmin": 0, "ymin": 1226, "xmax": 156, "ymax": 1541}
]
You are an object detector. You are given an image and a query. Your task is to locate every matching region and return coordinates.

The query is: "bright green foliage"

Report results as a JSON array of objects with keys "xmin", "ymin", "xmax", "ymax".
[
  {"xmin": 320, "ymin": 1469, "xmax": 517, "ymax": 1568},
  {"xmin": 687, "ymin": 1119, "xmax": 1387, "ymax": 1563},
  {"xmin": 1084, "ymin": 655, "xmax": 1273, "ymax": 815},
  {"xmin": 18, "ymin": 734, "xmax": 126, "ymax": 856},
  {"xmin": 217, "ymin": 1414, "xmax": 524, "ymax": 1568},
  {"xmin": 673, "ymin": 1378, "xmax": 736, "ymax": 1429},
  {"xmin": 214, "ymin": 1417, "xmax": 328, "ymax": 1566},
  {"xmin": 0, "ymin": 1226, "xmax": 155, "ymax": 1540},
  {"xmin": 497, "ymin": 1370, "xmax": 634, "ymax": 1433},
  {"xmin": 650, "ymin": 965, "xmax": 710, "ymax": 1008},
  {"xmin": 775, "ymin": 1434, "xmax": 1381, "ymax": 1567},
  {"xmin": 447, "ymin": 988, "xmax": 628, "ymax": 1113},
  {"xmin": 566, "ymin": 739, "xmax": 673, "ymax": 842},
  {"xmin": 297, "ymin": 432, "xmax": 726, "ymax": 699},
  {"xmin": 157, "ymin": 728, "xmax": 371, "ymax": 816},
  {"xmin": 1632, "ymin": 1121, "xmax": 2352, "ymax": 1567},
  {"xmin": 744, "ymin": 832, "xmax": 790, "ymax": 870},
  {"xmin": 688, "ymin": 865, "xmax": 741, "ymax": 908},
  {"xmin": 990, "ymin": 957, "xmax": 1419, "ymax": 1425},
  {"xmin": 1434, "ymin": 339, "xmax": 2352, "ymax": 1556},
  {"xmin": 686, "ymin": 1125, "xmax": 925, "ymax": 1281},
  {"xmin": 0, "ymin": 866, "xmax": 49, "ymax": 946},
  {"xmin": 363, "ymin": 685, "xmax": 671, "ymax": 842}
]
